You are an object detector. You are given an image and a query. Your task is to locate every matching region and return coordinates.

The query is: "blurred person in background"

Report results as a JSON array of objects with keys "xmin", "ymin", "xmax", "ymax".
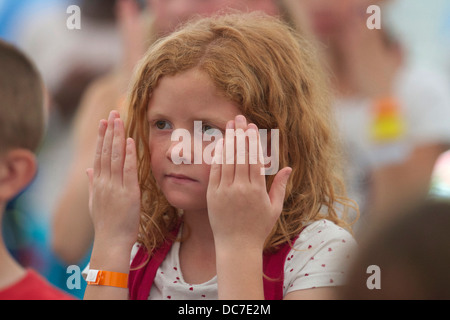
[
  {"xmin": 1, "ymin": 0, "xmax": 122, "ymax": 298},
  {"xmin": 51, "ymin": 0, "xmax": 280, "ymax": 267},
  {"xmin": 340, "ymin": 199, "xmax": 450, "ymax": 299},
  {"xmin": 281, "ymin": 0, "xmax": 450, "ymax": 232},
  {"xmin": 6, "ymin": 0, "xmax": 122, "ymax": 120}
]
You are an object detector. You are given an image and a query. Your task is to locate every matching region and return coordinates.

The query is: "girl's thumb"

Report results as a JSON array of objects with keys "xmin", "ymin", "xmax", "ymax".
[
  {"xmin": 86, "ymin": 168, "xmax": 93, "ymax": 186},
  {"xmin": 269, "ymin": 167, "xmax": 292, "ymax": 212},
  {"xmin": 86, "ymin": 168, "xmax": 94, "ymax": 212}
]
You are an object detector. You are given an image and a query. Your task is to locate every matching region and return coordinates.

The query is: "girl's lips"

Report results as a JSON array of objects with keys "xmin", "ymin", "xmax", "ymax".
[{"xmin": 165, "ymin": 173, "xmax": 197, "ymax": 183}]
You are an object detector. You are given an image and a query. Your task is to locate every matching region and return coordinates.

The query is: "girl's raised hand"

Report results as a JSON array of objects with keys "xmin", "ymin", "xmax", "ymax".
[
  {"xmin": 207, "ymin": 115, "xmax": 292, "ymax": 253},
  {"xmin": 86, "ymin": 111, "xmax": 141, "ymax": 252},
  {"xmin": 338, "ymin": 4, "xmax": 401, "ymax": 98},
  {"xmin": 116, "ymin": 0, "xmax": 146, "ymax": 79}
]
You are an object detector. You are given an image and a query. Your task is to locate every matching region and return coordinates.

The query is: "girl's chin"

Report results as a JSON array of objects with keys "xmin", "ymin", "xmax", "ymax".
[{"xmin": 164, "ymin": 192, "xmax": 207, "ymax": 212}]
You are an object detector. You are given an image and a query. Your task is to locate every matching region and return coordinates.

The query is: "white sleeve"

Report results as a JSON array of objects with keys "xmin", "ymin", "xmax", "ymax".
[
  {"xmin": 395, "ymin": 64, "xmax": 450, "ymax": 146},
  {"xmin": 283, "ymin": 220, "xmax": 357, "ymax": 295}
]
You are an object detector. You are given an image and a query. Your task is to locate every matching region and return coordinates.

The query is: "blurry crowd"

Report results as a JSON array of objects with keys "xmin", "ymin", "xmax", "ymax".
[{"xmin": 1, "ymin": 0, "xmax": 450, "ymax": 299}]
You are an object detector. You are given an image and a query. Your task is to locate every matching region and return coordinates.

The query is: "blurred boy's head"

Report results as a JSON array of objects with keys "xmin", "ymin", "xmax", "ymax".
[{"xmin": 0, "ymin": 40, "xmax": 46, "ymax": 205}]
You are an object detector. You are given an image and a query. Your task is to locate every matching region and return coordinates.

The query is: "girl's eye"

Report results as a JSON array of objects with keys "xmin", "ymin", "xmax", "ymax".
[
  {"xmin": 155, "ymin": 120, "xmax": 171, "ymax": 130},
  {"xmin": 202, "ymin": 124, "xmax": 221, "ymax": 136}
]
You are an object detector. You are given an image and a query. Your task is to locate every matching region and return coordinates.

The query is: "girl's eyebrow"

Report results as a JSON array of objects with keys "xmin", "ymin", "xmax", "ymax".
[
  {"xmin": 147, "ymin": 110, "xmax": 173, "ymax": 122},
  {"xmin": 200, "ymin": 116, "xmax": 229, "ymax": 127},
  {"xmin": 148, "ymin": 110, "xmax": 230, "ymax": 128},
  {"xmin": 147, "ymin": 111, "xmax": 167, "ymax": 119}
]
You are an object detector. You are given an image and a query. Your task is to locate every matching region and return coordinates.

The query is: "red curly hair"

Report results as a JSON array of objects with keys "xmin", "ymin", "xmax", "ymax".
[{"xmin": 125, "ymin": 12, "xmax": 357, "ymax": 256}]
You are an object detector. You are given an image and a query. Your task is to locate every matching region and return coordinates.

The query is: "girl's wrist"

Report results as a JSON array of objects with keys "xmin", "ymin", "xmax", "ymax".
[
  {"xmin": 92, "ymin": 230, "xmax": 137, "ymax": 253},
  {"xmin": 215, "ymin": 242, "xmax": 265, "ymax": 300},
  {"xmin": 90, "ymin": 239, "xmax": 133, "ymax": 274},
  {"xmin": 215, "ymin": 238, "xmax": 264, "ymax": 259}
]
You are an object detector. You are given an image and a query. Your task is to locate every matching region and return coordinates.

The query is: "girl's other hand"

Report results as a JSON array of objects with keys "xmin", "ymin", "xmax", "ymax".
[
  {"xmin": 86, "ymin": 111, "xmax": 141, "ymax": 252},
  {"xmin": 207, "ymin": 115, "xmax": 292, "ymax": 253}
]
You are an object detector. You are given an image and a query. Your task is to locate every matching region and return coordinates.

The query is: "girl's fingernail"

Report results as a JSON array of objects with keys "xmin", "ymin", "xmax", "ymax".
[
  {"xmin": 286, "ymin": 168, "xmax": 293, "ymax": 179},
  {"xmin": 236, "ymin": 115, "xmax": 245, "ymax": 124},
  {"xmin": 109, "ymin": 110, "xmax": 119, "ymax": 120}
]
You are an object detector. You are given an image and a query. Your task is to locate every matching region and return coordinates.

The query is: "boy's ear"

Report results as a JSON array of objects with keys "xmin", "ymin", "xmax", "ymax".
[{"xmin": 0, "ymin": 149, "xmax": 37, "ymax": 202}]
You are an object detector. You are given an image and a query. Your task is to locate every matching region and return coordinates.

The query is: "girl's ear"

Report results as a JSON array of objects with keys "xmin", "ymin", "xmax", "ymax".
[{"xmin": 0, "ymin": 149, "xmax": 37, "ymax": 202}]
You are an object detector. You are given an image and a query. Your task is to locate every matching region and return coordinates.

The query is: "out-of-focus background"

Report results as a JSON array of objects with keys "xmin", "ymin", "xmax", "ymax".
[
  {"xmin": 1, "ymin": 0, "xmax": 123, "ymax": 298},
  {"xmin": 387, "ymin": 0, "xmax": 450, "ymax": 201},
  {"xmin": 1, "ymin": 0, "xmax": 450, "ymax": 299}
]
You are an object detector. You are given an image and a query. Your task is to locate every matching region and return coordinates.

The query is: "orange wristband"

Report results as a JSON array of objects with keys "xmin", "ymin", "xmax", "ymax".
[{"xmin": 86, "ymin": 269, "xmax": 128, "ymax": 288}]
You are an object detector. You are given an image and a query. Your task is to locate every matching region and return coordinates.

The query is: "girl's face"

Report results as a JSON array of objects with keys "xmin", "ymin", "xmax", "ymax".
[{"xmin": 147, "ymin": 69, "xmax": 241, "ymax": 212}]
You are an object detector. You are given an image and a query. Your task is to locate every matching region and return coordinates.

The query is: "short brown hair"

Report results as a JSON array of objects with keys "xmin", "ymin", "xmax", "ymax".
[{"xmin": 0, "ymin": 40, "xmax": 45, "ymax": 154}]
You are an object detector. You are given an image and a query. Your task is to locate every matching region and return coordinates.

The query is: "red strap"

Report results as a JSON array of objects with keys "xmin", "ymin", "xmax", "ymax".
[
  {"xmin": 129, "ymin": 233, "xmax": 178, "ymax": 300},
  {"xmin": 262, "ymin": 234, "xmax": 300, "ymax": 300},
  {"xmin": 129, "ymin": 222, "xmax": 182, "ymax": 300}
]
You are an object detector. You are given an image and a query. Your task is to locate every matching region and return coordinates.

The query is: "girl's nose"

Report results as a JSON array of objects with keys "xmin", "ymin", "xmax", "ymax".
[{"xmin": 165, "ymin": 129, "xmax": 194, "ymax": 164}]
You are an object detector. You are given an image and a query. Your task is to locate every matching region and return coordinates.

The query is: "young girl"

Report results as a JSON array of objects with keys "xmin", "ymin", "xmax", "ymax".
[{"xmin": 84, "ymin": 12, "xmax": 357, "ymax": 300}]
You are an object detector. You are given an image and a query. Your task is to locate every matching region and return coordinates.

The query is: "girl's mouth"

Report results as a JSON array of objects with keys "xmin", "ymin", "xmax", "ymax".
[{"xmin": 165, "ymin": 173, "xmax": 198, "ymax": 183}]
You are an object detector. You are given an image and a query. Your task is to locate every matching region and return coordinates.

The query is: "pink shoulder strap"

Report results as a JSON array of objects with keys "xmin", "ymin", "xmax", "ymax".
[
  {"xmin": 128, "ymin": 230, "xmax": 178, "ymax": 300},
  {"xmin": 262, "ymin": 234, "xmax": 300, "ymax": 300}
]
